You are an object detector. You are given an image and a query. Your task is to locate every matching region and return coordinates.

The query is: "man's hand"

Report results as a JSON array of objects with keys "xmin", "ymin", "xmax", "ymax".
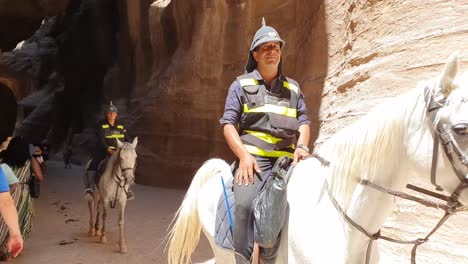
[
  {"xmin": 292, "ymin": 148, "xmax": 309, "ymax": 165},
  {"xmin": 6, "ymin": 234, "xmax": 23, "ymax": 259},
  {"xmin": 236, "ymin": 154, "xmax": 261, "ymax": 186},
  {"xmin": 107, "ymin": 148, "xmax": 114, "ymax": 156}
]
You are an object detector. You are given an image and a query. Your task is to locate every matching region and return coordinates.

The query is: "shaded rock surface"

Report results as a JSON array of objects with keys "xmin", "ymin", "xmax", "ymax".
[
  {"xmin": 1, "ymin": 1, "xmax": 468, "ymax": 188},
  {"xmin": 0, "ymin": 0, "xmax": 69, "ymax": 51},
  {"xmin": 125, "ymin": 0, "xmax": 468, "ymax": 188},
  {"xmin": 1, "ymin": 1, "xmax": 468, "ymax": 263},
  {"xmin": 134, "ymin": 0, "xmax": 327, "ymax": 186}
]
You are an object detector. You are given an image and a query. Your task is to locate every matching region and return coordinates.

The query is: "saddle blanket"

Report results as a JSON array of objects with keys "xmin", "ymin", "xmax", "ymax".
[
  {"xmin": 214, "ymin": 179, "xmax": 255, "ymax": 251},
  {"xmin": 214, "ymin": 178, "xmax": 285, "ymax": 264}
]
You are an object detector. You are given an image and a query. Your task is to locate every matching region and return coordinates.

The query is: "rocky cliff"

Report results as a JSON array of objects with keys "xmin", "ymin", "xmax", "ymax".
[
  {"xmin": 131, "ymin": 0, "xmax": 468, "ymax": 187},
  {"xmin": 1, "ymin": 0, "xmax": 468, "ymax": 187},
  {"xmin": 1, "ymin": 0, "xmax": 468, "ymax": 262},
  {"xmin": 133, "ymin": 0, "xmax": 328, "ymax": 186}
]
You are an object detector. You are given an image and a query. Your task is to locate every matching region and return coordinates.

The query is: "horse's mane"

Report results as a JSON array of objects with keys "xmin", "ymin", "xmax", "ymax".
[
  {"xmin": 323, "ymin": 70, "xmax": 468, "ymax": 210},
  {"xmin": 323, "ymin": 84, "xmax": 422, "ymax": 210}
]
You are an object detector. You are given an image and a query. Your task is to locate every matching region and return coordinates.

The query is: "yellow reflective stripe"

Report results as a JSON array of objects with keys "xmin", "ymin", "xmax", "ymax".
[
  {"xmin": 102, "ymin": 124, "xmax": 110, "ymax": 129},
  {"xmin": 283, "ymin": 81, "xmax": 298, "ymax": 94},
  {"xmin": 244, "ymin": 145, "xmax": 294, "ymax": 158},
  {"xmin": 244, "ymin": 130, "xmax": 282, "ymax": 144},
  {"xmin": 239, "ymin": 79, "xmax": 258, "ymax": 87},
  {"xmin": 243, "ymin": 104, "xmax": 297, "ymax": 117},
  {"xmin": 117, "ymin": 125, "xmax": 124, "ymax": 129},
  {"xmin": 109, "ymin": 146, "xmax": 116, "ymax": 149},
  {"xmin": 105, "ymin": 134, "xmax": 125, "ymax": 139}
]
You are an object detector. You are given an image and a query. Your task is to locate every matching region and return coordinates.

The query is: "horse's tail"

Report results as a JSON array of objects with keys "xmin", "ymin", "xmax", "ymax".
[{"xmin": 167, "ymin": 158, "xmax": 231, "ymax": 264}]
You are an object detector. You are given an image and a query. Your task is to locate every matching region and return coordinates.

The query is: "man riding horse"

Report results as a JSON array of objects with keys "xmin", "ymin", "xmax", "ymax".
[
  {"xmin": 219, "ymin": 19, "xmax": 311, "ymax": 263},
  {"xmin": 84, "ymin": 102, "xmax": 134, "ymax": 200}
]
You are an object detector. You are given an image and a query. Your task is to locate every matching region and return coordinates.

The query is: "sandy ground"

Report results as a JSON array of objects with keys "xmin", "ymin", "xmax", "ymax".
[
  {"xmin": 11, "ymin": 160, "xmax": 213, "ymax": 264},
  {"xmin": 8, "ymin": 160, "xmax": 468, "ymax": 264}
]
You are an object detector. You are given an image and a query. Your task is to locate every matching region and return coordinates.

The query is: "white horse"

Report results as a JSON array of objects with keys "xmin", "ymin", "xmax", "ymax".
[
  {"xmin": 167, "ymin": 54, "xmax": 468, "ymax": 264},
  {"xmin": 86, "ymin": 137, "xmax": 138, "ymax": 253},
  {"xmin": 168, "ymin": 56, "xmax": 468, "ymax": 264}
]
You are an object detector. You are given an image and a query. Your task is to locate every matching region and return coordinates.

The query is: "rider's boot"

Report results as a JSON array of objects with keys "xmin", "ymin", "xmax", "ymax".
[
  {"xmin": 84, "ymin": 170, "xmax": 97, "ymax": 200},
  {"xmin": 126, "ymin": 189, "xmax": 135, "ymax": 201}
]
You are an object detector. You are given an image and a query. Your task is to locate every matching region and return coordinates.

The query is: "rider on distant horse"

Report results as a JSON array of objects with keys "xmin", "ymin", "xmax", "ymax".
[
  {"xmin": 219, "ymin": 19, "xmax": 311, "ymax": 264},
  {"xmin": 84, "ymin": 101, "xmax": 134, "ymax": 200}
]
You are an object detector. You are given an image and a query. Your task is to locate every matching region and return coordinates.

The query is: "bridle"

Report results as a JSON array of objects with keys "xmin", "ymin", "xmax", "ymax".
[
  {"xmin": 424, "ymin": 85, "xmax": 468, "ymax": 198},
  {"xmin": 323, "ymin": 85, "xmax": 468, "ymax": 264},
  {"xmin": 110, "ymin": 150, "xmax": 136, "ymax": 208}
]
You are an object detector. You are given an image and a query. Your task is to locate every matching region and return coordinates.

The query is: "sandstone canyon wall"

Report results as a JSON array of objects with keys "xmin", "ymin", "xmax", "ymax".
[
  {"xmin": 2, "ymin": 0, "xmax": 468, "ymax": 189},
  {"xmin": 2, "ymin": 0, "xmax": 468, "ymax": 262},
  {"xmin": 134, "ymin": 3, "xmax": 468, "ymax": 261},
  {"xmin": 131, "ymin": 0, "xmax": 468, "ymax": 188},
  {"xmin": 134, "ymin": 0, "xmax": 327, "ymax": 186}
]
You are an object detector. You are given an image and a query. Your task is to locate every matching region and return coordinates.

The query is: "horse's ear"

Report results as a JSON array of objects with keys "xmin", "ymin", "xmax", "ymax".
[
  {"xmin": 132, "ymin": 137, "xmax": 138, "ymax": 148},
  {"xmin": 440, "ymin": 52, "xmax": 458, "ymax": 96},
  {"xmin": 117, "ymin": 139, "xmax": 124, "ymax": 148}
]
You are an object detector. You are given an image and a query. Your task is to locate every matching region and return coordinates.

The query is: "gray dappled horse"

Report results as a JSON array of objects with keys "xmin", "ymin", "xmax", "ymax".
[{"xmin": 85, "ymin": 137, "xmax": 138, "ymax": 253}]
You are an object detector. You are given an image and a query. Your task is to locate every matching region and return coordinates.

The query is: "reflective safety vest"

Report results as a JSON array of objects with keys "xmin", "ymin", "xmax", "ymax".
[
  {"xmin": 237, "ymin": 73, "xmax": 301, "ymax": 158},
  {"xmin": 101, "ymin": 122, "xmax": 126, "ymax": 150}
]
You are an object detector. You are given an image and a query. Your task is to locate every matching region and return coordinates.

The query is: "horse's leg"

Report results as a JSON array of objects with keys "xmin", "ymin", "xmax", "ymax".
[
  {"xmin": 100, "ymin": 200, "xmax": 108, "ymax": 243},
  {"xmin": 95, "ymin": 198, "xmax": 102, "ymax": 236},
  {"xmin": 118, "ymin": 199, "xmax": 128, "ymax": 253},
  {"xmin": 88, "ymin": 198, "xmax": 95, "ymax": 236}
]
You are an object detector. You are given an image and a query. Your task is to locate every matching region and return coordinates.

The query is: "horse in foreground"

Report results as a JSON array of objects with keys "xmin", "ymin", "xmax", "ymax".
[
  {"xmin": 167, "ymin": 55, "xmax": 468, "ymax": 264},
  {"xmin": 86, "ymin": 137, "xmax": 138, "ymax": 253}
]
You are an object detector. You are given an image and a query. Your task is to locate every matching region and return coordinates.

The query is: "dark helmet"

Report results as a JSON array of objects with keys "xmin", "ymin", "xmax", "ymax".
[
  {"xmin": 106, "ymin": 101, "xmax": 118, "ymax": 113},
  {"xmin": 245, "ymin": 18, "xmax": 285, "ymax": 73}
]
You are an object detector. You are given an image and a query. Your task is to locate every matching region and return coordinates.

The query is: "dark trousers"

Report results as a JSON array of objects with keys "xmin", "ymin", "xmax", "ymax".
[
  {"xmin": 88, "ymin": 151, "xmax": 107, "ymax": 171},
  {"xmin": 233, "ymin": 156, "xmax": 277, "ymax": 263}
]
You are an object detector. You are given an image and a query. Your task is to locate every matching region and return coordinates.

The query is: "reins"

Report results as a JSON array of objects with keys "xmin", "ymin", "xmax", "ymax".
[
  {"xmin": 110, "ymin": 159, "xmax": 135, "ymax": 209},
  {"xmin": 323, "ymin": 172, "xmax": 466, "ymax": 264},
  {"xmin": 360, "ymin": 179, "xmax": 464, "ymax": 264},
  {"xmin": 320, "ymin": 85, "xmax": 468, "ymax": 264}
]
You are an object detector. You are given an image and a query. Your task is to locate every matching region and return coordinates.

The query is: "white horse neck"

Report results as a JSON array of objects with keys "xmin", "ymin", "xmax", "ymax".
[
  {"xmin": 328, "ymin": 90, "xmax": 425, "ymax": 203},
  {"xmin": 326, "ymin": 87, "xmax": 429, "ymax": 234},
  {"xmin": 101, "ymin": 151, "xmax": 120, "ymax": 184}
]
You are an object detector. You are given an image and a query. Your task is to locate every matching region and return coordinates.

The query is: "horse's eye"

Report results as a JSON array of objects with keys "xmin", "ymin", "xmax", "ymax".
[{"xmin": 453, "ymin": 123, "xmax": 468, "ymax": 135}]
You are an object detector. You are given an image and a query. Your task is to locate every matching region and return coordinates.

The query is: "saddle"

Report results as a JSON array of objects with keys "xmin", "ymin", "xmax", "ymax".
[
  {"xmin": 214, "ymin": 156, "xmax": 293, "ymax": 261},
  {"xmin": 95, "ymin": 157, "xmax": 110, "ymax": 184}
]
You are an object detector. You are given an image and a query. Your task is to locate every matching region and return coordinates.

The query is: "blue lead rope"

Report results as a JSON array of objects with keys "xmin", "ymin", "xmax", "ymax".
[{"xmin": 221, "ymin": 176, "xmax": 234, "ymax": 233}]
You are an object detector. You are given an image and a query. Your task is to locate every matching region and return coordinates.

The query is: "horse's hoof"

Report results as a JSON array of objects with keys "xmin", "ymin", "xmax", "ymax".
[
  {"xmin": 88, "ymin": 229, "xmax": 95, "ymax": 236},
  {"xmin": 100, "ymin": 236, "xmax": 107, "ymax": 243},
  {"xmin": 120, "ymin": 244, "xmax": 128, "ymax": 254},
  {"xmin": 96, "ymin": 230, "xmax": 102, "ymax": 236}
]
